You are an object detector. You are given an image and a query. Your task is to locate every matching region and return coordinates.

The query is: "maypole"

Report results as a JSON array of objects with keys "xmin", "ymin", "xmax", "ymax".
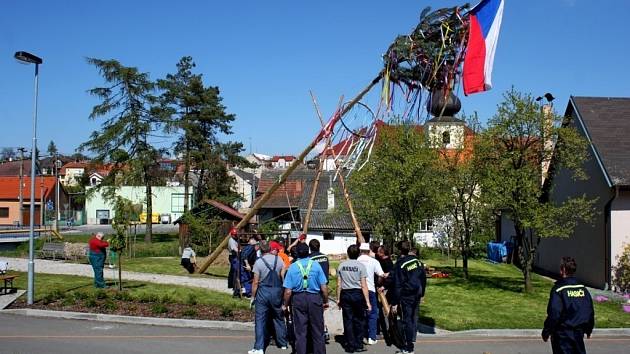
[{"xmin": 197, "ymin": 73, "xmax": 382, "ymax": 273}]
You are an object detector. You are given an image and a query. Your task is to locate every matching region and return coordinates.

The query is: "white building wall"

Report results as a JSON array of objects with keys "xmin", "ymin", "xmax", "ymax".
[
  {"xmin": 611, "ymin": 191, "xmax": 630, "ymax": 274},
  {"xmin": 306, "ymin": 233, "xmax": 357, "ymax": 255},
  {"xmin": 427, "ymin": 124, "xmax": 465, "ymax": 149},
  {"xmin": 85, "ymin": 186, "xmax": 192, "ymax": 225}
]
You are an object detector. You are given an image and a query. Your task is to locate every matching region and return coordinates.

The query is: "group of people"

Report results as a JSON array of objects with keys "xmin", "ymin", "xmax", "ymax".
[
  {"xmin": 226, "ymin": 227, "xmax": 427, "ymax": 354},
  {"xmin": 336, "ymin": 240, "xmax": 426, "ymax": 354}
]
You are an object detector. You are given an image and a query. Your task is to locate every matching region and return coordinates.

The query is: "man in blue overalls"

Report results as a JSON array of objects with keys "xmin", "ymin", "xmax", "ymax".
[
  {"xmin": 389, "ymin": 241, "xmax": 426, "ymax": 354},
  {"xmin": 283, "ymin": 243, "xmax": 329, "ymax": 354},
  {"xmin": 542, "ymin": 257, "xmax": 594, "ymax": 354},
  {"xmin": 249, "ymin": 241, "xmax": 288, "ymax": 354}
]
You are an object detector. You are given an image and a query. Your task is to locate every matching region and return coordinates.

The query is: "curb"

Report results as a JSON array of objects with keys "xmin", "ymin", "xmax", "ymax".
[
  {"xmin": 423, "ymin": 328, "xmax": 630, "ymax": 337},
  {"xmin": 2, "ymin": 308, "xmax": 629, "ymax": 338},
  {"xmin": 1, "ymin": 308, "xmax": 254, "ymax": 331}
]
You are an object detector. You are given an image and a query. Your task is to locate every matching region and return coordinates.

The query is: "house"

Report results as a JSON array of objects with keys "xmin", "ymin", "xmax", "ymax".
[
  {"xmin": 270, "ymin": 155, "xmax": 297, "ymax": 169},
  {"xmin": 255, "ymin": 167, "xmax": 307, "ymax": 226},
  {"xmin": 59, "ymin": 161, "xmax": 88, "ymax": 186},
  {"xmin": 298, "ymin": 170, "xmax": 372, "ymax": 254},
  {"xmin": 0, "ymin": 176, "xmax": 67, "ymax": 226},
  {"xmin": 85, "ymin": 186, "xmax": 193, "ymax": 225},
  {"xmin": 229, "ymin": 168, "xmax": 259, "ymax": 213},
  {"xmin": 500, "ymin": 97, "xmax": 630, "ymax": 289}
]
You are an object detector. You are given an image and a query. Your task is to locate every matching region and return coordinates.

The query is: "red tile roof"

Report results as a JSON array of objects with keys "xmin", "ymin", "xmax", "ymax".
[
  {"xmin": 0, "ymin": 176, "xmax": 57, "ymax": 201},
  {"xmin": 60, "ymin": 161, "xmax": 88, "ymax": 174},
  {"xmin": 271, "ymin": 155, "xmax": 296, "ymax": 162}
]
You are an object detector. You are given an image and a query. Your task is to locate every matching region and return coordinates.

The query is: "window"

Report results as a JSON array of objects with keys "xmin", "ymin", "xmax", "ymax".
[
  {"xmin": 419, "ymin": 219, "xmax": 433, "ymax": 232},
  {"xmin": 442, "ymin": 131, "xmax": 451, "ymax": 145},
  {"xmin": 0, "ymin": 207, "xmax": 9, "ymax": 218},
  {"xmin": 323, "ymin": 232, "xmax": 334, "ymax": 240},
  {"xmin": 171, "ymin": 193, "xmax": 186, "ymax": 213}
]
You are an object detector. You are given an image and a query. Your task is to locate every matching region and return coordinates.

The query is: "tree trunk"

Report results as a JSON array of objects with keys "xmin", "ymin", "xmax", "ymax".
[
  {"xmin": 183, "ymin": 143, "xmax": 190, "ymax": 213},
  {"xmin": 145, "ymin": 183, "xmax": 152, "ymax": 243},
  {"xmin": 118, "ymin": 253, "xmax": 122, "ymax": 291}
]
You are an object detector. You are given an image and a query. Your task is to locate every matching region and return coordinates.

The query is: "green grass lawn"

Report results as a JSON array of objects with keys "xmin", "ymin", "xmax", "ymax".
[
  {"xmin": 9, "ymin": 271, "xmax": 248, "ymax": 311},
  {"xmin": 419, "ymin": 258, "xmax": 629, "ymax": 330}
]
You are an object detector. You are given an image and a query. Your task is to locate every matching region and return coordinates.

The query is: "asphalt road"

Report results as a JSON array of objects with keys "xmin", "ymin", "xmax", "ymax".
[{"xmin": 1, "ymin": 313, "xmax": 629, "ymax": 354}]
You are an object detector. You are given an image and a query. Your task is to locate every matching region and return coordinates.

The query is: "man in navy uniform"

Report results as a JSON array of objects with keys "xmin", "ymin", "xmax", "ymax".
[
  {"xmin": 283, "ymin": 242, "xmax": 329, "ymax": 354},
  {"xmin": 542, "ymin": 257, "xmax": 594, "ymax": 354},
  {"xmin": 389, "ymin": 241, "xmax": 426, "ymax": 354},
  {"xmin": 309, "ymin": 239, "xmax": 330, "ymax": 282},
  {"xmin": 337, "ymin": 244, "xmax": 371, "ymax": 353}
]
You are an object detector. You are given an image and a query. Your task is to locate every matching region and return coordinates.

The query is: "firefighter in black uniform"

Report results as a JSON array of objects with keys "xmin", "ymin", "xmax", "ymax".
[
  {"xmin": 542, "ymin": 257, "xmax": 594, "ymax": 354},
  {"xmin": 309, "ymin": 239, "xmax": 330, "ymax": 282},
  {"xmin": 390, "ymin": 241, "xmax": 427, "ymax": 354}
]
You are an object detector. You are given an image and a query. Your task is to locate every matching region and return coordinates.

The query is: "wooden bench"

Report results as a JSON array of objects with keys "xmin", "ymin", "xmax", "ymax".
[
  {"xmin": 0, "ymin": 275, "xmax": 17, "ymax": 294},
  {"xmin": 37, "ymin": 242, "xmax": 66, "ymax": 260}
]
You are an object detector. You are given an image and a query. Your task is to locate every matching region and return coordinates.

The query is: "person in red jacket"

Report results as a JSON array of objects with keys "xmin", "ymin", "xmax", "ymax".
[{"xmin": 88, "ymin": 232, "xmax": 109, "ymax": 288}]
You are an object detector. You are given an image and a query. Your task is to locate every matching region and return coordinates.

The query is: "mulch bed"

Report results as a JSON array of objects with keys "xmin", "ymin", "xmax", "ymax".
[{"xmin": 9, "ymin": 298, "xmax": 254, "ymax": 322}]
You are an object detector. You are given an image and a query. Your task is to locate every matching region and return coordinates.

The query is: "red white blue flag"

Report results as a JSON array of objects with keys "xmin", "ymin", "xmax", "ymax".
[{"xmin": 463, "ymin": 0, "xmax": 504, "ymax": 95}]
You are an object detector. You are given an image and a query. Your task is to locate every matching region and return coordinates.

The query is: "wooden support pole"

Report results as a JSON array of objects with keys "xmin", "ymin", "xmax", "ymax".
[{"xmin": 196, "ymin": 72, "xmax": 382, "ymax": 274}]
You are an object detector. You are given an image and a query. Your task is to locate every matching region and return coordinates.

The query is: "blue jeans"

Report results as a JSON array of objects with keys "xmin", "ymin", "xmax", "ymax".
[
  {"xmin": 254, "ymin": 286, "xmax": 287, "ymax": 350},
  {"xmin": 365, "ymin": 291, "xmax": 378, "ymax": 340},
  {"xmin": 89, "ymin": 252, "xmax": 106, "ymax": 288}
]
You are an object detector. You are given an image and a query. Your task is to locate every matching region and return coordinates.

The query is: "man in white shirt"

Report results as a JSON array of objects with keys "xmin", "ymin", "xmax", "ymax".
[
  {"xmin": 358, "ymin": 242, "xmax": 385, "ymax": 345},
  {"xmin": 180, "ymin": 244, "xmax": 197, "ymax": 274}
]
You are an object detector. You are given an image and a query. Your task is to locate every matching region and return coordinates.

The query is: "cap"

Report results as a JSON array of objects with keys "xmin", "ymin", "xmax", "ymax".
[
  {"xmin": 229, "ymin": 227, "xmax": 238, "ymax": 236},
  {"xmin": 269, "ymin": 241, "xmax": 283, "ymax": 252},
  {"xmin": 359, "ymin": 243, "xmax": 370, "ymax": 251},
  {"xmin": 299, "ymin": 233, "xmax": 307, "ymax": 240}
]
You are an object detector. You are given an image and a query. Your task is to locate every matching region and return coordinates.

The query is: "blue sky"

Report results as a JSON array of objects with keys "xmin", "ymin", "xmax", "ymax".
[{"xmin": 2, "ymin": 0, "xmax": 630, "ymax": 157}]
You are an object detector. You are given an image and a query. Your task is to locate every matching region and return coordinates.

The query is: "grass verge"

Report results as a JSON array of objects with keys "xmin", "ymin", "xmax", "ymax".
[
  {"xmin": 8, "ymin": 271, "xmax": 251, "ymax": 321},
  {"xmin": 419, "ymin": 258, "xmax": 629, "ymax": 330}
]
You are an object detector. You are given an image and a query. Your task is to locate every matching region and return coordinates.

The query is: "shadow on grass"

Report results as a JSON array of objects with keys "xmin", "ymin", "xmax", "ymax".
[
  {"xmin": 433, "ymin": 266, "xmax": 531, "ymax": 293},
  {"xmin": 418, "ymin": 316, "xmax": 436, "ymax": 334}
]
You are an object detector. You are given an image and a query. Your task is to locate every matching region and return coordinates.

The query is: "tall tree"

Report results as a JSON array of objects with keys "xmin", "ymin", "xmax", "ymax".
[
  {"xmin": 158, "ymin": 56, "xmax": 250, "ymax": 208},
  {"xmin": 0, "ymin": 147, "xmax": 16, "ymax": 161},
  {"xmin": 47, "ymin": 140, "xmax": 58, "ymax": 157},
  {"xmin": 79, "ymin": 58, "xmax": 162, "ymax": 243},
  {"xmin": 434, "ymin": 115, "xmax": 488, "ymax": 279},
  {"xmin": 479, "ymin": 89, "xmax": 595, "ymax": 292},
  {"xmin": 350, "ymin": 125, "xmax": 447, "ymax": 250}
]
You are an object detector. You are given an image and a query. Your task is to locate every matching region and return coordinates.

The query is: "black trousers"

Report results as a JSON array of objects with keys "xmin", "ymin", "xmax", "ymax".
[
  {"xmin": 400, "ymin": 296, "xmax": 420, "ymax": 352},
  {"xmin": 551, "ymin": 329, "xmax": 586, "ymax": 354},
  {"xmin": 292, "ymin": 292, "xmax": 325, "ymax": 354},
  {"xmin": 340, "ymin": 289, "xmax": 366, "ymax": 352},
  {"xmin": 181, "ymin": 258, "xmax": 195, "ymax": 274}
]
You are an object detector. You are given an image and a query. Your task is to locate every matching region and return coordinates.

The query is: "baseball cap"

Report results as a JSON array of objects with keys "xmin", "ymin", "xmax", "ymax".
[
  {"xmin": 269, "ymin": 241, "xmax": 283, "ymax": 252},
  {"xmin": 359, "ymin": 243, "xmax": 370, "ymax": 251}
]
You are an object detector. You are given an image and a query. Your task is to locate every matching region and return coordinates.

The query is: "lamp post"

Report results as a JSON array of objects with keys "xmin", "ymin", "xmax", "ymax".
[
  {"xmin": 55, "ymin": 157, "xmax": 62, "ymax": 232},
  {"xmin": 15, "ymin": 51, "xmax": 43, "ymax": 305}
]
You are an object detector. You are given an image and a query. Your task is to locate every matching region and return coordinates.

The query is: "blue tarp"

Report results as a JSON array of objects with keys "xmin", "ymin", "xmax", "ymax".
[{"xmin": 487, "ymin": 242, "xmax": 508, "ymax": 263}]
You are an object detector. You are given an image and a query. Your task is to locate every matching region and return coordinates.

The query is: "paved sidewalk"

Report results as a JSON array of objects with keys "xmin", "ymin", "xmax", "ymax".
[{"xmin": 3, "ymin": 257, "xmax": 231, "ymax": 294}]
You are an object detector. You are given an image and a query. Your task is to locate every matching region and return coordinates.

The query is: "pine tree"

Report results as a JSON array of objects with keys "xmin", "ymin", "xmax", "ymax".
[
  {"xmin": 158, "ymin": 56, "xmax": 250, "ymax": 208},
  {"xmin": 79, "ymin": 58, "xmax": 162, "ymax": 243},
  {"xmin": 47, "ymin": 140, "xmax": 58, "ymax": 157}
]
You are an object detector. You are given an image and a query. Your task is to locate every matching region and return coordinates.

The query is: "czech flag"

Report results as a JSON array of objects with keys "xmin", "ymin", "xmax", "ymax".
[{"xmin": 463, "ymin": 0, "xmax": 504, "ymax": 95}]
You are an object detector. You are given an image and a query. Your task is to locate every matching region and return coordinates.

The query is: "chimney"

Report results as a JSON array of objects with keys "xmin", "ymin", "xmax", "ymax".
[
  {"xmin": 541, "ymin": 104, "xmax": 554, "ymax": 184},
  {"xmin": 327, "ymin": 174, "xmax": 335, "ymax": 211}
]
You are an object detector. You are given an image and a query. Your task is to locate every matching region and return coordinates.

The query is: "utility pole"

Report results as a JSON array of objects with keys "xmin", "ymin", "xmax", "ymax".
[{"xmin": 17, "ymin": 147, "xmax": 26, "ymax": 226}]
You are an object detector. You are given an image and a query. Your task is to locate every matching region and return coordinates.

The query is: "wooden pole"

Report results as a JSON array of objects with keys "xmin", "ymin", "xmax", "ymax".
[
  {"xmin": 302, "ymin": 149, "xmax": 325, "ymax": 234},
  {"xmin": 196, "ymin": 72, "xmax": 382, "ymax": 274},
  {"xmin": 310, "ymin": 92, "xmax": 365, "ymax": 243}
]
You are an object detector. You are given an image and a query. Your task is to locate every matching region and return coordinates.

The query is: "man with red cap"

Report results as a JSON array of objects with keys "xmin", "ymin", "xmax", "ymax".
[{"xmin": 228, "ymin": 224, "xmax": 240, "ymax": 297}]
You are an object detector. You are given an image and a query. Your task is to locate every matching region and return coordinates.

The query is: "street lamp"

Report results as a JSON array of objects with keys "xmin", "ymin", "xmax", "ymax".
[
  {"xmin": 55, "ymin": 157, "xmax": 62, "ymax": 232},
  {"xmin": 15, "ymin": 50, "xmax": 43, "ymax": 305}
]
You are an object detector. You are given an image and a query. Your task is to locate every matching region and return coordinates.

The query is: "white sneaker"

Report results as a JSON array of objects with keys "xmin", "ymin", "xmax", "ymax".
[
  {"xmin": 280, "ymin": 346, "xmax": 288, "ymax": 350},
  {"xmin": 366, "ymin": 338, "xmax": 378, "ymax": 345},
  {"xmin": 247, "ymin": 349, "xmax": 263, "ymax": 354}
]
